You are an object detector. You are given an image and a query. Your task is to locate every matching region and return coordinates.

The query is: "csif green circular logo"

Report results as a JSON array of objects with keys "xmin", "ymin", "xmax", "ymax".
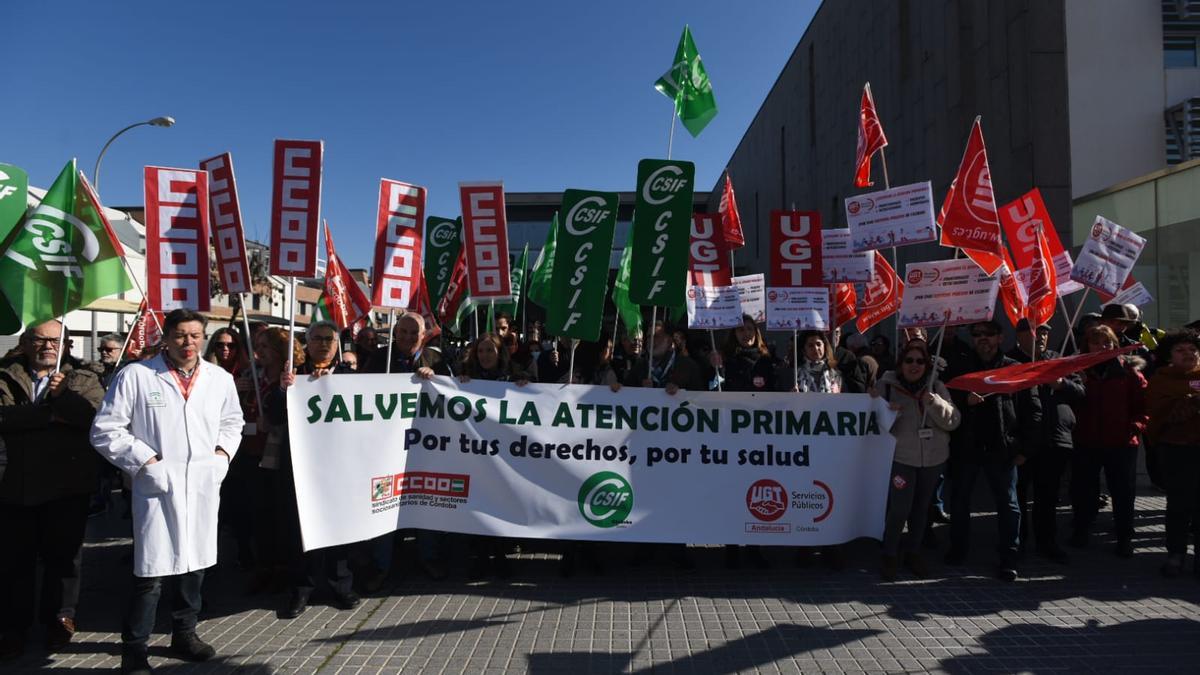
[{"xmin": 577, "ymin": 471, "xmax": 633, "ymax": 528}]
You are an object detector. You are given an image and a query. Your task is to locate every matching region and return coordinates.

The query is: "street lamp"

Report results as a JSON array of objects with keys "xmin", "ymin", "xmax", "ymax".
[{"xmin": 92, "ymin": 116, "xmax": 175, "ymax": 191}]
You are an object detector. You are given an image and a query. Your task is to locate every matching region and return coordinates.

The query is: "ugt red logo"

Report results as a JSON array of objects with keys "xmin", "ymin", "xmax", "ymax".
[{"xmin": 746, "ymin": 479, "xmax": 787, "ymax": 522}]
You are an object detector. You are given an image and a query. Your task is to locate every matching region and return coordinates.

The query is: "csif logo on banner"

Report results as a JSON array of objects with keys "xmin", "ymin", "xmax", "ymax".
[{"xmin": 577, "ymin": 471, "xmax": 634, "ymax": 528}]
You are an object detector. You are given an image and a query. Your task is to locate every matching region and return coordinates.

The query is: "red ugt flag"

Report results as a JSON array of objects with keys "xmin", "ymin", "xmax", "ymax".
[
  {"xmin": 322, "ymin": 222, "xmax": 373, "ymax": 330},
  {"xmin": 938, "ymin": 117, "xmax": 1005, "ymax": 275},
  {"xmin": 1026, "ymin": 225, "xmax": 1058, "ymax": 327},
  {"xmin": 831, "ymin": 282, "xmax": 857, "ymax": 329},
  {"xmin": 997, "ymin": 249, "xmax": 1028, "ymax": 328},
  {"xmin": 854, "ymin": 82, "xmax": 889, "ymax": 188},
  {"xmin": 718, "ymin": 171, "xmax": 744, "ymax": 249},
  {"xmin": 855, "ymin": 253, "xmax": 903, "ymax": 333}
]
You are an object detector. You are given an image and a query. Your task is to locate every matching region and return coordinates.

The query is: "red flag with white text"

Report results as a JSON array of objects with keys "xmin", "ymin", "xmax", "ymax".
[
  {"xmin": 371, "ymin": 179, "xmax": 427, "ymax": 310},
  {"xmin": 437, "ymin": 247, "xmax": 469, "ymax": 327},
  {"xmin": 268, "ymin": 139, "xmax": 323, "ymax": 277},
  {"xmin": 124, "ymin": 300, "xmax": 163, "ymax": 360},
  {"xmin": 689, "ymin": 213, "xmax": 733, "ymax": 287},
  {"xmin": 459, "ymin": 182, "xmax": 512, "ymax": 301},
  {"xmin": 854, "ymin": 82, "xmax": 889, "ymax": 188},
  {"xmin": 718, "ymin": 172, "xmax": 745, "ymax": 249},
  {"xmin": 323, "ymin": 222, "xmax": 373, "ymax": 330},
  {"xmin": 1026, "ymin": 225, "xmax": 1058, "ymax": 326},
  {"xmin": 199, "ymin": 153, "xmax": 253, "ymax": 295},
  {"xmin": 938, "ymin": 118, "xmax": 1005, "ymax": 275},
  {"xmin": 855, "ymin": 254, "xmax": 903, "ymax": 333},
  {"xmin": 143, "ymin": 166, "xmax": 212, "ymax": 312},
  {"xmin": 997, "ymin": 250, "xmax": 1028, "ymax": 327},
  {"xmin": 831, "ymin": 282, "xmax": 857, "ymax": 329},
  {"xmin": 769, "ymin": 210, "xmax": 823, "ymax": 287},
  {"xmin": 947, "ymin": 345, "xmax": 1139, "ymax": 395}
]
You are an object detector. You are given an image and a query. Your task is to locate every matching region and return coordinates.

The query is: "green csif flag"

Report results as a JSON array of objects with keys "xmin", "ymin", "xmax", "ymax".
[
  {"xmin": 613, "ymin": 245, "xmax": 642, "ymax": 339},
  {"xmin": 628, "ymin": 159, "xmax": 694, "ymax": 308},
  {"xmin": 527, "ymin": 212, "xmax": 558, "ymax": 308},
  {"xmin": 547, "ymin": 190, "xmax": 618, "ymax": 341},
  {"xmin": 494, "ymin": 243, "xmax": 528, "ymax": 320},
  {"xmin": 423, "ymin": 216, "xmax": 463, "ymax": 313},
  {"xmin": 0, "ymin": 160, "xmax": 132, "ymax": 327},
  {"xmin": 0, "ymin": 163, "xmax": 29, "ymax": 246},
  {"xmin": 654, "ymin": 25, "xmax": 718, "ymax": 137}
]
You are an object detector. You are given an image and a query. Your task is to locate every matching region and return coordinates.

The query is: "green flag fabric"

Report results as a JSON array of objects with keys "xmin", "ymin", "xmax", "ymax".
[
  {"xmin": 0, "ymin": 160, "xmax": 132, "ymax": 327},
  {"xmin": 546, "ymin": 190, "xmax": 618, "ymax": 341},
  {"xmin": 0, "ymin": 163, "xmax": 29, "ymax": 246},
  {"xmin": 313, "ymin": 293, "xmax": 331, "ymax": 322},
  {"xmin": 527, "ymin": 212, "xmax": 558, "ymax": 308},
  {"xmin": 654, "ymin": 25, "xmax": 718, "ymax": 137},
  {"xmin": 423, "ymin": 216, "xmax": 463, "ymax": 313},
  {"xmin": 495, "ymin": 244, "xmax": 528, "ymax": 320},
  {"xmin": 628, "ymin": 159, "xmax": 695, "ymax": 308},
  {"xmin": 613, "ymin": 245, "xmax": 642, "ymax": 339}
]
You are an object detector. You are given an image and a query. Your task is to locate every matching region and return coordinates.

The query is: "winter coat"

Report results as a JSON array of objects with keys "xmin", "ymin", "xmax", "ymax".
[
  {"xmin": 877, "ymin": 371, "xmax": 961, "ymax": 468},
  {"xmin": 1006, "ymin": 347, "xmax": 1085, "ymax": 450},
  {"xmin": 1146, "ymin": 364, "xmax": 1200, "ymax": 446},
  {"xmin": 0, "ymin": 357, "xmax": 104, "ymax": 505},
  {"xmin": 722, "ymin": 349, "xmax": 777, "ymax": 393},
  {"xmin": 90, "ymin": 356, "xmax": 244, "ymax": 577},
  {"xmin": 1072, "ymin": 356, "xmax": 1148, "ymax": 450},
  {"xmin": 946, "ymin": 352, "xmax": 1042, "ymax": 462},
  {"xmin": 624, "ymin": 349, "xmax": 707, "ymax": 391},
  {"xmin": 365, "ymin": 346, "xmax": 452, "ymax": 376}
]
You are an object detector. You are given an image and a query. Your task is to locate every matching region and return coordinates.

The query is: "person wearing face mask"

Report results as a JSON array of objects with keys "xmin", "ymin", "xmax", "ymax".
[
  {"xmin": 944, "ymin": 320, "xmax": 1041, "ymax": 582},
  {"xmin": 1146, "ymin": 330, "xmax": 1200, "ymax": 578},
  {"xmin": 1069, "ymin": 325, "xmax": 1147, "ymax": 559},
  {"xmin": 1008, "ymin": 319, "xmax": 1084, "ymax": 564},
  {"xmin": 875, "ymin": 341, "xmax": 961, "ymax": 580}
]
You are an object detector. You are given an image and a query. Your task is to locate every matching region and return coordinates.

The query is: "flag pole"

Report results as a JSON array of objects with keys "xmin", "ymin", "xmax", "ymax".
[
  {"xmin": 54, "ymin": 300, "xmax": 67, "ymax": 374},
  {"xmin": 1060, "ymin": 288, "xmax": 1091, "ymax": 354},
  {"xmin": 567, "ymin": 338, "xmax": 577, "ymax": 385},
  {"xmin": 238, "ymin": 292, "xmax": 264, "ymax": 421},
  {"xmin": 667, "ymin": 92, "xmax": 679, "ymax": 160},
  {"xmin": 1057, "ymin": 294, "xmax": 1079, "ymax": 353},
  {"xmin": 285, "ymin": 277, "xmax": 298, "ymax": 373},
  {"xmin": 878, "ymin": 148, "xmax": 901, "ymax": 358},
  {"xmin": 709, "ymin": 329, "xmax": 722, "ymax": 391},
  {"xmin": 792, "ymin": 329, "xmax": 799, "ymax": 391},
  {"xmin": 385, "ymin": 308, "xmax": 396, "ymax": 374},
  {"xmin": 120, "ymin": 257, "xmax": 163, "ymax": 332},
  {"xmin": 116, "ymin": 315, "xmax": 137, "ymax": 362},
  {"xmin": 920, "ymin": 311, "xmax": 952, "ymax": 427}
]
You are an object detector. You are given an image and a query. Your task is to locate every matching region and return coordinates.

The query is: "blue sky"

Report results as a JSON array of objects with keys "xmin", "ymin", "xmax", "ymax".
[{"xmin": 5, "ymin": 1, "xmax": 819, "ymax": 269}]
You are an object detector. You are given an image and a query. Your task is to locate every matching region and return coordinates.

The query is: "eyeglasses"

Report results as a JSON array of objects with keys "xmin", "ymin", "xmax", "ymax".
[
  {"xmin": 98, "ymin": 346, "xmax": 120, "ymax": 353},
  {"xmin": 28, "ymin": 336, "xmax": 60, "ymax": 347},
  {"xmin": 903, "ymin": 357, "xmax": 926, "ymax": 365}
]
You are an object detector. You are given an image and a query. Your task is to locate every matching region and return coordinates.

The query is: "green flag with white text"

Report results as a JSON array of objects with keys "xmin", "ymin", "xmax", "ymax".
[
  {"xmin": 628, "ymin": 159, "xmax": 694, "ymax": 308},
  {"xmin": 527, "ymin": 212, "xmax": 558, "ymax": 308},
  {"xmin": 547, "ymin": 190, "xmax": 618, "ymax": 341},
  {"xmin": 613, "ymin": 245, "xmax": 642, "ymax": 339},
  {"xmin": 0, "ymin": 160, "xmax": 132, "ymax": 327},
  {"xmin": 423, "ymin": 216, "xmax": 463, "ymax": 313},
  {"xmin": 654, "ymin": 25, "xmax": 718, "ymax": 137},
  {"xmin": 0, "ymin": 163, "xmax": 29, "ymax": 246}
]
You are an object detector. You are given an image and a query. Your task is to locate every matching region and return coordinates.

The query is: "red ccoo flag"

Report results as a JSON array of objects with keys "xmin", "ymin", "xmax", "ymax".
[
  {"xmin": 718, "ymin": 171, "xmax": 744, "ymax": 249},
  {"xmin": 854, "ymin": 82, "xmax": 889, "ymax": 188},
  {"xmin": 938, "ymin": 117, "xmax": 1005, "ymax": 275},
  {"xmin": 322, "ymin": 221, "xmax": 373, "ymax": 331},
  {"xmin": 1025, "ymin": 225, "xmax": 1058, "ymax": 327}
]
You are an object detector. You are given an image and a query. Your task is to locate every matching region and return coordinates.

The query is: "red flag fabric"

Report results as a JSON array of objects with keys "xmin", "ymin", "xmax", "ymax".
[
  {"xmin": 689, "ymin": 213, "xmax": 733, "ymax": 287},
  {"xmin": 946, "ymin": 345, "xmax": 1139, "ymax": 395},
  {"xmin": 854, "ymin": 83, "xmax": 889, "ymax": 188},
  {"xmin": 125, "ymin": 300, "xmax": 163, "ymax": 360},
  {"xmin": 997, "ymin": 249, "xmax": 1027, "ymax": 327},
  {"xmin": 718, "ymin": 172, "xmax": 744, "ymax": 249},
  {"xmin": 938, "ymin": 118, "xmax": 1005, "ymax": 275},
  {"xmin": 1026, "ymin": 225, "xmax": 1058, "ymax": 326},
  {"xmin": 322, "ymin": 222, "xmax": 373, "ymax": 330},
  {"xmin": 831, "ymin": 283, "xmax": 857, "ymax": 329},
  {"xmin": 437, "ymin": 247, "xmax": 469, "ymax": 327},
  {"xmin": 855, "ymin": 254, "xmax": 903, "ymax": 333}
]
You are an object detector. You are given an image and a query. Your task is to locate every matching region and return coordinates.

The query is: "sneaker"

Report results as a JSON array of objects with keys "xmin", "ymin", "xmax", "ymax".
[
  {"xmin": 880, "ymin": 555, "xmax": 899, "ymax": 581},
  {"xmin": 168, "ymin": 631, "xmax": 215, "ymax": 662},
  {"xmin": 1162, "ymin": 554, "xmax": 1185, "ymax": 578},
  {"xmin": 120, "ymin": 645, "xmax": 152, "ymax": 675},
  {"xmin": 995, "ymin": 565, "xmax": 1019, "ymax": 582},
  {"xmin": 1114, "ymin": 541, "xmax": 1134, "ymax": 559},
  {"xmin": 904, "ymin": 552, "xmax": 930, "ymax": 578},
  {"xmin": 45, "ymin": 616, "xmax": 76, "ymax": 653}
]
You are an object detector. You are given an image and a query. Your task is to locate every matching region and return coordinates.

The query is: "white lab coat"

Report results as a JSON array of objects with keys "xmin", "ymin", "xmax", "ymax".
[{"xmin": 91, "ymin": 355, "xmax": 244, "ymax": 577}]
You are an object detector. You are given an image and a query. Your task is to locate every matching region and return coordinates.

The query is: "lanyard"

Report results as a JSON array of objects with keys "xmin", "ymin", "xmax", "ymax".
[{"xmin": 165, "ymin": 356, "xmax": 200, "ymax": 400}]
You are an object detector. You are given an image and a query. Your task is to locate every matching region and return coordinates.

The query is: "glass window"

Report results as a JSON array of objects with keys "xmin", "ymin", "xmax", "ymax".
[{"xmin": 1165, "ymin": 36, "xmax": 1198, "ymax": 68}]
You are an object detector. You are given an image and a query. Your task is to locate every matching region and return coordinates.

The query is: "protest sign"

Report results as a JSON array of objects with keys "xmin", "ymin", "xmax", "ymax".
[
  {"xmin": 898, "ymin": 258, "xmax": 999, "ymax": 328},
  {"xmin": 199, "ymin": 153, "xmax": 252, "ymax": 295},
  {"xmin": 998, "ymin": 188, "xmax": 1083, "ymax": 296},
  {"xmin": 686, "ymin": 284, "xmax": 742, "ymax": 329},
  {"xmin": 372, "ymin": 179, "xmax": 426, "ymax": 309},
  {"xmin": 144, "ymin": 166, "xmax": 211, "ymax": 311},
  {"xmin": 286, "ymin": 376, "xmax": 897, "ymax": 551},
  {"xmin": 1102, "ymin": 281, "xmax": 1154, "ymax": 308},
  {"xmin": 766, "ymin": 287, "xmax": 829, "ymax": 331},
  {"xmin": 855, "ymin": 254, "xmax": 903, "ymax": 333},
  {"xmin": 630, "ymin": 159, "xmax": 695, "ymax": 306},
  {"xmin": 459, "ymin": 182, "xmax": 512, "ymax": 302},
  {"xmin": 546, "ymin": 190, "xmax": 618, "ymax": 340},
  {"xmin": 423, "ymin": 217, "xmax": 463, "ymax": 313},
  {"xmin": 1070, "ymin": 216, "xmax": 1146, "ymax": 296},
  {"xmin": 733, "ymin": 274, "xmax": 765, "ymax": 323},
  {"xmin": 690, "ymin": 213, "xmax": 732, "ymax": 287},
  {"xmin": 769, "ymin": 210, "xmax": 823, "ymax": 287},
  {"xmin": 845, "ymin": 181, "xmax": 937, "ymax": 252},
  {"xmin": 821, "ymin": 229, "xmax": 874, "ymax": 283},
  {"xmin": 269, "ymin": 139, "xmax": 322, "ymax": 277}
]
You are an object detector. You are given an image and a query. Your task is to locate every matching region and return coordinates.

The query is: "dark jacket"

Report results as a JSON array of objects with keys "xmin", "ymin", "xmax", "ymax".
[
  {"xmin": 722, "ymin": 349, "xmax": 778, "ymax": 393},
  {"xmin": 834, "ymin": 346, "xmax": 873, "ymax": 394},
  {"xmin": 624, "ymin": 349, "xmax": 707, "ymax": 392},
  {"xmin": 365, "ymin": 346, "xmax": 452, "ymax": 377},
  {"xmin": 0, "ymin": 357, "xmax": 105, "ymax": 505},
  {"xmin": 1146, "ymin": 364, "xmax": 1200, "ymax": 446},
  {"xmin": 1073, "ymin": 356, "xmax": 1148, "ymax": 450},
  {"xmin": 1007, "ymin": 347, "xmax": 1085, "ymax": 450},
  {"xmin": 946, "ymin": 351, "xmax": 1042, "ymax": 462}
]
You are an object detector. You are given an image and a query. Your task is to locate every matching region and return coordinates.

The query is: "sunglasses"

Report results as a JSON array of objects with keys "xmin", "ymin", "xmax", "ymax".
[{"xmin": 903, "ymin": 357, "xmax": 926, "ymax": 365}]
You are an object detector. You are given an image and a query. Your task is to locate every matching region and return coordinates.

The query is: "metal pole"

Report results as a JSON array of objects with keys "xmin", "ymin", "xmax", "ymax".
[
  {"xmin": 879, "ymin": 148, "xmax": 892, "ymax": 191},
  {"xmin": 385, "ymin": 309, "xmax": 396, "ymax": 374},
  {"xmin": 710, "ymin": 329, "xmax": 722, "ymax": 391},
  {"xmin": 1060, "ymin": 288, "xmax": 1091, "ymax": 354},
  {"xmin": 1057, "ymin": 294, "xmax": 1079, "ymax": 353},
  {"xmin": 116, "ymin": 315, "xmax": 137, "ymax": 361},
  {"xmin": 93, "ymin": 122, "xmax": 149, "ymax": 193},
  {"xmin": 920, "ymin": 314, "xmax": 951, "ymax": 427},
  {"xmin": 567, "ymin": 339, "xmax": 577, "ymax": 385},
  {"xmin": 667, "ymin": 96, "xmax": 678, "ymax": 160},
  {"xmin": 239, "ymin": 292, "xmax": 264, "ymax": 420},
  {"xmin": 120, "ymin": 256, "xmax": 163, "ymax": 332},
  {"xmin": 285, "ymin": 278, "xmax": 297, "ymax": 373},
  {"xmin": 792, "ymin": 329, "xmax": 799, "ymax": 391}
]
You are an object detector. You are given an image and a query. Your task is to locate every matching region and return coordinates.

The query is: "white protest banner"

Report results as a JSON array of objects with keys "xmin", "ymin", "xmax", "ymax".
[
  {"xmin": 269, "ymin": 139, "xmax": 323, "ymax": 277},
  {"xmin": 1070, "ymin": 216, "xmax": 1146, "ymax": 296},
  {"xmin": 459, "ymin": 182, "xmax": 513, "ymax": 302},
  {"xmin": 845, "ymin": 181, "xmax": 937, "ymax": 252},
  {"xmin": 143, "ymin": 166, "xmax": 211, "ymax": 311},
  {"xmin": 898, "ymin": 258, "xmax": 1000, "ymax": 328},
  {"xmin": 199, "ymin": 153, "xmax": 252, "ymax": 295},
  {"xmin": 287, "ymin": 376, "xmax": 897, "ymax": 551},
  {"xmin": 766, "ymin": 287, "xmax": 829, "ymax": 331},
  {"xmin": 821, "ymin": 229, "xmax": 874, "ymax": 283},
  {"xmin": 686, "ymin": 284, "xmax": 742, "ymax": 329},
  {"xmin": 372, "ymin": 179, "xmax": 427, "ymax": 309},
  {"xmin": 733, "ymin": 274, "xmax": 765, "ymax": 323},
  {"xmin": 1102, "ymin": 281, "xmax": 1154, "ymax": 308}
]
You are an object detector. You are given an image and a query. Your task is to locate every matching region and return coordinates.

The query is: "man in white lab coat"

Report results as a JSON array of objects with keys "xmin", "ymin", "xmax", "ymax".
[{"xmin": 91, "ymin": 309, "xmax": 244, "ymax": 675}]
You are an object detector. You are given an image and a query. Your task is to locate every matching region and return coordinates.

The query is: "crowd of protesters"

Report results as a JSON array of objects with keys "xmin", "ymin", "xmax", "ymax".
[{"xmin": 0, "ymin": 303, "xmax": 1198, "ymax": 674}]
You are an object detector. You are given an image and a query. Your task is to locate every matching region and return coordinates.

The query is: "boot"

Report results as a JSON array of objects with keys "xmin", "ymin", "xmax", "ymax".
[{"xmin": 168, "ymin": 631, "xmax": 215, "ymax": 662}]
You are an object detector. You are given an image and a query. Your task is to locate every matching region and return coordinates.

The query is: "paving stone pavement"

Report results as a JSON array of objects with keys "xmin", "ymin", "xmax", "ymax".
[{"xmin": 6, "ymin": 491, "xmax": 1200, "ymax": 674}]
